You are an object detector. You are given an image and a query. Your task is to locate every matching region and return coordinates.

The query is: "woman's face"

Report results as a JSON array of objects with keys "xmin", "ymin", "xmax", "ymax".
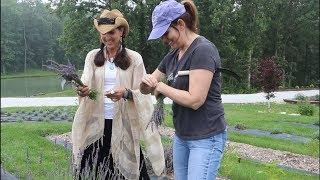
[
  {"xmin": 161, "ymin": 26, "xmax": 181, "ymax": 49},
  {"xmin": 100, "ymin": 28, "xmax": 123, "ymax": 50}
]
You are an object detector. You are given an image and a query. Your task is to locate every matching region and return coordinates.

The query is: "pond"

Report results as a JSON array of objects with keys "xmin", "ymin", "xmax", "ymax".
[{"xmin": 1, "ymin": 76, "xmax": 71, "ymax": 97}]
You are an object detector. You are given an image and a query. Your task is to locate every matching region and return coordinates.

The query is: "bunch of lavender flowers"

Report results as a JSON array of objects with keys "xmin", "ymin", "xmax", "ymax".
[
  {"xmin": 43, "ymin": 60, "xmax": 98, "ymax": 100},
  {"xmin": 147, "ymin": 75, "xmax": 167, "ymax": 131}
]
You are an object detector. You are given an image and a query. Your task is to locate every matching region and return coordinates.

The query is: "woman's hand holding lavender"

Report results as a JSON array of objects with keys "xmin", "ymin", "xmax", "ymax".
[
  {"xmin": 146, "ymin": 75, "xmax": 167, "ymax": 131},
  {"xmin": 76, "ymin": 85, "xmax": 90, "ymax": 97},
  {"xmin": 43, "ymin": 60, "xmax": 99, "ymax": 100},
  {"xmin": 140, "ymin": 74, "xmax": 158, "ymax": 94}
]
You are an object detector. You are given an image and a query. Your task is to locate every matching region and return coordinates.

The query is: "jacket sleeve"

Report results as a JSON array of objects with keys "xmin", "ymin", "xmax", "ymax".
[
  {"xmin": 131, "ymin": 55, "xmax": 165, "ymax": 176},
  {"xmin": 78, "ymin": 50, "xmax": 96, "ymax": 103}
]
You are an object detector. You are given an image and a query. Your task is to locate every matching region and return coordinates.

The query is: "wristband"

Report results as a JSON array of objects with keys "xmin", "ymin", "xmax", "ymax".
[{"xmin": 122, "ymin": 88, "xmax": 133, "ymax": 100}]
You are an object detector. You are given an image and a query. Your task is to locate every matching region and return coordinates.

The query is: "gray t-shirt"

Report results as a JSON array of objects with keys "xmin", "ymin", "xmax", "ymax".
[{"xmin": 158, "ymin": 36, "xmax": 226, "ymax": 140}]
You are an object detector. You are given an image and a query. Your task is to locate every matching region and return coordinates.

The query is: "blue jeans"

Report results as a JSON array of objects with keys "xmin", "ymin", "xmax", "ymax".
[{"xmin": 173, "ymin": 130, "xmax": 227, "ymax": 180}]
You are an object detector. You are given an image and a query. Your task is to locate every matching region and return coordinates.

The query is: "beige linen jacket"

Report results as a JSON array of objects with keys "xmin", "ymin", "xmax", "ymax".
[{"xmin": 71, "ymin": 48, "xmax": 165, "ymax": 179}]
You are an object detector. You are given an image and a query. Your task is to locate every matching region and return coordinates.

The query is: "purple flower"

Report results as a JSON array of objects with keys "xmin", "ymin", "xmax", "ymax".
[
  {"xmin": 146, "ymin": 75, "xmax": 167, "ymax": 131},
  {"xmin": 43, "ymin": 60, "xmax": 98, "ymax": 100}
]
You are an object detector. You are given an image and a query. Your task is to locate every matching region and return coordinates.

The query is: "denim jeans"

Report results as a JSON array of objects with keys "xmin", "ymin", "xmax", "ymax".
[{"xmin": 173, "ymin": 130, "xmax": 227, "ymax": 180}]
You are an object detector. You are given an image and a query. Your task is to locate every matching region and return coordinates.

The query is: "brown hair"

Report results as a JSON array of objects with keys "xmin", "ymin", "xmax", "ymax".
[
  {"xmin": 172, "ymin": 0, "xmax": 199, "ymax": 33},
  {"xmin": 94, "ymin": 27, "xmax": 131, "ymax": 70}
]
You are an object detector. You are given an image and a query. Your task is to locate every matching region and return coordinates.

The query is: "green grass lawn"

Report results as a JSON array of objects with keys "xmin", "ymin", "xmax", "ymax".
[
  {"xmin": 1, "ymin": 122, "xmax": 73, "ymax": 178},
  {"xmin": 164, "ymin": 103, "xmax": 319, "ymax": 157},
  {"xmin": 1, "ymin": 103, "xmax": 319, "ymax": 179},
  {"xmin": 220, "ymin": 152, "xmax": 318, "ymax": 180},
  {"xmin": 229, "ymin": 132, "xmax": 319, "ymax": 156},
  {"xmin": 1, "ymin": 121, "xmax": 317, "ymax": 180}
]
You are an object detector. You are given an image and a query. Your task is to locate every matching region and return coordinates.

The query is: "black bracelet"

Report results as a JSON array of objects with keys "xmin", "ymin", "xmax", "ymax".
[{"xmin": 122, "ymin": 88, "xmax": 133, "ymax": 100}]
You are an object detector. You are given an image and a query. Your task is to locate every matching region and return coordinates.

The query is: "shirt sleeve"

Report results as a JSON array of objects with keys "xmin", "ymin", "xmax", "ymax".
[
  {"xmin": 157, "ymin": 59, "xmax": 166, "ymax": 74},
  {"xmin": 132, "ymin": 55, "xmax": 147, "ymax": 90},
  {"xmin": 157, "ymin": 54, "xmax": 169, "ymax": 74},
  {"xmin": 157, "ymin": 49, "xmax": 177, "ymax": 74},
  {"xmin": 189, "ymin": 43, "xmax": 220, "ymax": 73}
]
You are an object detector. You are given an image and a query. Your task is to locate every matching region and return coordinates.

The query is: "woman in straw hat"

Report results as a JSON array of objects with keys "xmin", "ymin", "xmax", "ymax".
[
  {"xmin": 140, "ymin": 0, "xmax": 227, "ymax": 179},
  {"xmin": 72, "ymin": 9, "xmax": 165, "ymax": 179}
]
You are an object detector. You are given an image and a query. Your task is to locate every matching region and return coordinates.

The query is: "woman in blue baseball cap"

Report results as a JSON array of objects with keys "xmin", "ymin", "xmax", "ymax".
[{"xmin": 141, "ymin": 0, "xmax": 227, "ymax": 179}]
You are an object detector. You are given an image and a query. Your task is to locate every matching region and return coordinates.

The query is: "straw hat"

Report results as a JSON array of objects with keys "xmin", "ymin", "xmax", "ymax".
[{"xmin": 94, "ymin": 9, "xmax": 129, "ymax": 36}]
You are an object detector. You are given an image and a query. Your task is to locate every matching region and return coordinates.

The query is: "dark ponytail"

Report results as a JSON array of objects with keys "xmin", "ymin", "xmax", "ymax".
[
  {"xmin": 94, "ymin": 42, "xmax": 106, "ymax": 67},
  {"xmin": 172, "ymin": 0, "xmax": 199, "ymax": 33},
  {"xmin": 114, "ymin": 36, "xmax": 130, "ymax": 70}
]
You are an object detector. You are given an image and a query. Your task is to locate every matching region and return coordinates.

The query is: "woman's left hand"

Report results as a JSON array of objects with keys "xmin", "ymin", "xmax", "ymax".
[{"xmin": 105, "ymin": 87, "xmax": 125, "ymax": 102}]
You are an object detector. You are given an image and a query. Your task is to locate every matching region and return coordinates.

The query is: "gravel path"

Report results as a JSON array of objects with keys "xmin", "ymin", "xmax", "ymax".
[
  {"xmin": 227, "ymin": 142, "xmax": 319, "ymax": 174},
  {"xmin": 48, "ymin": 126, "xmax": 319, "ymax": 175}
]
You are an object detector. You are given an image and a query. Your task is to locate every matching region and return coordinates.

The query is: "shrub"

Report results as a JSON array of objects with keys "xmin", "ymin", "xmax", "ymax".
[
  {"xmin": 297, "ymin": 102, "xmax": 314, "ymax": 116},
  {"xmin": 295, "ymin": 93, "xmax": 308, "ymax": 101},
  {"xmin": 313, "ymin": 132, "xmax": 319, "ymax": 141},
  {"xmin": 270, "ymin": 129, "xmax": 283, "ymax": 134},
  {"xmin": 234, "ymin": 123, "xmax": 246, "ymax": 130}
]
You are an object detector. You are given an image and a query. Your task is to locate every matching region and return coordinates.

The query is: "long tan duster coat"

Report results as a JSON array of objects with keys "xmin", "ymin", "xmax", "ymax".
[{"xmin": 71, "ymin": 48, "xmax": 165, "ymax": 179}]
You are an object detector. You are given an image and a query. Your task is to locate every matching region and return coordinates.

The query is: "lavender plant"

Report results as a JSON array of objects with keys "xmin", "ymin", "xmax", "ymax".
[
  {"xmin": 147, "ymin": 75, "xmax": 167, "ymax": 130},
  {"xmin": 43, "ymin": 60, "xmax": 98, "ymax": 100}
]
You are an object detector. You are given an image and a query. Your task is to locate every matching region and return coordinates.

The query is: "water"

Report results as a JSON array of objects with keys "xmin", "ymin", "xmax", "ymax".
[{"xmin": 1, "ymin": 76, "xmax": 71, "ymax": 97}]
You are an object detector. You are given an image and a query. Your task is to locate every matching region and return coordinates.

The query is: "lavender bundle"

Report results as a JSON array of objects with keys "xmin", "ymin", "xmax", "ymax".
[
  {"xmin": 147, "ymin": 75, "xmax": 167, "ymax": 131},
  {"xmin": 43, "ymin": 60, "xmax": 98, "ymax": 100}
]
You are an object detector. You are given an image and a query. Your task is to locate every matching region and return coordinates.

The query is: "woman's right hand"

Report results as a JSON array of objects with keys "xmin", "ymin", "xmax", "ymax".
[
  {"xmin": 140, "ymin": 74, "xmax": 158, "ymax": 94},
  {"xmin": 76, "ymin": 85, "xmax": 90, "ymax": 97}
]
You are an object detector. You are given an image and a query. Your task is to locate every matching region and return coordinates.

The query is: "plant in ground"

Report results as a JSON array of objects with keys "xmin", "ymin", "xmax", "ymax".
[
  {"xmin": 270, "ymin": 129, "xmax": 283, "ymax": 134},
  {"xmin": 251, "ymin": 57, "xmax": 284, "ymax": 111},
  {"xmin": 297, "ymin": 102, "xmax": 315, "ymax": 116},
  {"xmin": 263, "ymin": 162, "xmax": 285, "ymax": 179},
  {"xmin": 313, "ymin": 94, "xmax": 319, "ymax": 101},
  {"xmin": 295, "ymin": 93, "xmax": 308, "ymax": 101},
  {"xmin": 234, "ymin": 123, "xmax": 247, "ymax": 130}
]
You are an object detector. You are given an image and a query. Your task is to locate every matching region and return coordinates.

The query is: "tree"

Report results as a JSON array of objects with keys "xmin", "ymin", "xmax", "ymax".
[
  {"xmin": 51, "ymin": 0, "xmax": 167, "ymax": 72},
  {"xmin": 1, "ymin": 0, "xmax": 24, "ymax": 73},
  {"xmin": 261, "ymin": 0, "xmax": 319, "ymax": 87},
  {"xmin": 3, "ymin": 0, "xmax": 317, "ymax": 93},
  {"xmin": 1, "ymin": 0, "xmax": 66, "ymax": 73},
  {"xmin": 251, "ymin": 56, "xmax": 284, "ymax": 110},
  {"xmin": 234, "ymin": 0, "xmax": 268, "ymax": 89}
]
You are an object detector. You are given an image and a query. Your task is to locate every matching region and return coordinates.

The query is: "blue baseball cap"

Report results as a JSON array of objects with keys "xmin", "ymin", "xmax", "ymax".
[{"xmin": 148, "ymin": 0, "xmax": 186, "ymax": 40}]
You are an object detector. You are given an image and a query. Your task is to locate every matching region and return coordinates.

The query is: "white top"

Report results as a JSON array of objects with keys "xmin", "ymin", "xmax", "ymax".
[{"xmin": 104, "ymin": 58, "xmax": 117, "ymax": 119}]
